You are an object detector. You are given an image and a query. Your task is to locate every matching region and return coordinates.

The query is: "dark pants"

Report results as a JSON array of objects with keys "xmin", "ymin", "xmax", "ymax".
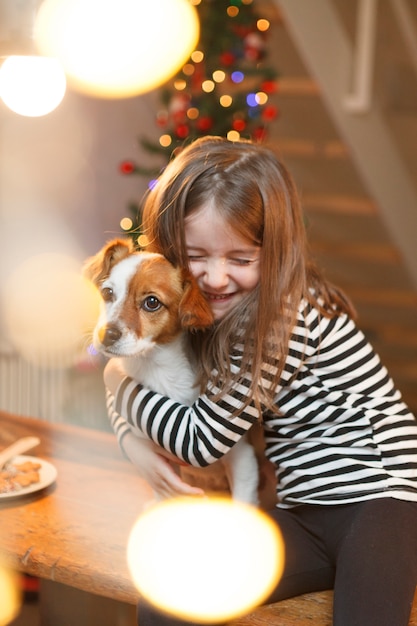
[{"xmin": 137, "ymin": 498, "xmax": 417, "ymax": 626}]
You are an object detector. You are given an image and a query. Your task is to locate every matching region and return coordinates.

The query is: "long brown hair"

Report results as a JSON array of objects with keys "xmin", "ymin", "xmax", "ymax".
[{"xmin": 141, "ymin": 136, "xmax": 355, "ymax": 416}]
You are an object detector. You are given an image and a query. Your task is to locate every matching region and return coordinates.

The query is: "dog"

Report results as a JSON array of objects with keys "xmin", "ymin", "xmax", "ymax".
[{"xmin": 83, "ymin": 238, "xmax": 260, "ymax": 505}]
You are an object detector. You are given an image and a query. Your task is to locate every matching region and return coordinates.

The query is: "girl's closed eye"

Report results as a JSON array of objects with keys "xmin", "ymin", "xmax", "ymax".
[{"xmin": 231, "ymin": 257, "xmax": 259, "ymax": 266}]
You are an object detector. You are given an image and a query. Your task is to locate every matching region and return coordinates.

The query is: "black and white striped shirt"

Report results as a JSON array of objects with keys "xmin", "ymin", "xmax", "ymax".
[{"xmin": 108, "ymin": 299, "xmax": 417, "ymax": 508}]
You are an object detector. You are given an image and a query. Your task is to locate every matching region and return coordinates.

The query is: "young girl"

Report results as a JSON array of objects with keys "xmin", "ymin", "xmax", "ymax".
[{"xmin": 105, "ymin": 136, "xmax": 417, "ymax": 626}]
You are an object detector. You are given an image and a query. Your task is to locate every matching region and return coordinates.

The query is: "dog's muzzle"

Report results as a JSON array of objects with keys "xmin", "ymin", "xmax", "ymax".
[{"xmin": 98, "ymin": 325, "xmax": 122, "ymax": 347}]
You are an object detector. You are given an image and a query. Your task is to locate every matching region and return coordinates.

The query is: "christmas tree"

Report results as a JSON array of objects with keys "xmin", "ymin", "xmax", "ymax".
[{"xmin": 119, "ymin": 0, "xmax": 279, "ymax": 244}]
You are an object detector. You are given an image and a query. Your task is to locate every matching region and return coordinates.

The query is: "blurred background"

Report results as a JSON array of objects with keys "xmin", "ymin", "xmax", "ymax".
[{"xmin": 0, "ymin": 0, "xmax": 416, "ymax": 430}]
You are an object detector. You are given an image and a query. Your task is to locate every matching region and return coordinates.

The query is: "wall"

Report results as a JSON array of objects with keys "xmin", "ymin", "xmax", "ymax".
[{"xmin": 0, "ymin": 84, "xmax": 160, "ymax": 423}]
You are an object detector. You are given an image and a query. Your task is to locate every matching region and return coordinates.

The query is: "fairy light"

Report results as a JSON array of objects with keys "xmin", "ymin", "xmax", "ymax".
[
  {"xmin": 231, "ymin": 71, "xmax": 244, "ymax": 84},
  {"xmin": 120, "ymin": 217, "xmax": 133, "ymax": 231},
  {"xmin": 256, "ymin": 91, "xmax": 268, "ymax": 105},
  {"xmin": 159, "ymin": 135, "xmax": 172, "ymax": 147},
  {"xmin": 212, "ymin": 70, "xmax": 226, "ymax": 83},
  {"xmin": 257, "ymin": 18, "xmax": 270, "ymax": 32},
  {"xmin": 202, "ymin": 80, "xmax": 215, "ymax": 93},
  {"xmin": 227, "ymin": 130, "xmax": 241, "ymax": 141},
  {"xmin": 191, "ymin": 50, "xmax": 204, "ymax": 63},
  {"xmin": 220, "ymin": 95, "xmax": 233, "ymax": 107},
  {"xmin": 246, "ymin": 93, "xmax": 258, "ymax": 107},
  {"xmin": 137, "ymin": 235, "xmax": 149, "ymax": 248},
  {"xmin": 174, "ymin": 79, "xmax": 187, "ymax": 90},
  {"xmin": 227, "ymin": 6, "xmax": 239, "ymax": 17},
  {"xmin": 187, "ymin": 107, "xmax": 199, "ymax": 120},
  {"xmin": 182, "ymin": 64, "xmax": 195, "ymax": 76}
]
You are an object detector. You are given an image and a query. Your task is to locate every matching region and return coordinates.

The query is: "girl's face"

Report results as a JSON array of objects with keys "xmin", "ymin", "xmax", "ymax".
[{"xmin": 184, "ymin": 202, "xmax": 261, "ymax": 320}]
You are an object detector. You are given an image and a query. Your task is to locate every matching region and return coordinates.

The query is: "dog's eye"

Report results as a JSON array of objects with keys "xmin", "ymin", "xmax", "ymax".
[
  {"xmin": 101, "ymin": 287, "xmax": 114, "ymax": 302},
  {"xmin": 142, "ymin": 296, "xmax": 163, "ymax": 312}
]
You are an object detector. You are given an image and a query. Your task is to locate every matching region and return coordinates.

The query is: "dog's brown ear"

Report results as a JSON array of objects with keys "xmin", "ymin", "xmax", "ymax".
[
  {"xmin": 83, "ymin": 238, "xmax": 135, "ymax": 286},
  {"xmin": 179, "ymin": 269, "xmax": 213, "ymax": 330}
]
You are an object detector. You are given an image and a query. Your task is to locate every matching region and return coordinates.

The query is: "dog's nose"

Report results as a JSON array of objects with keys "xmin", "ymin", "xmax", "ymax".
[{"xmin": 99, "ymin": 325, "xmax": 122, "ymax": 347}]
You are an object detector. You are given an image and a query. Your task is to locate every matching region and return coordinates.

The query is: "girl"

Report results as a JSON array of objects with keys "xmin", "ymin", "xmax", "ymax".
[{"xmin": 105, "ymin": 136, "xmax": 417, "ymax": 626}]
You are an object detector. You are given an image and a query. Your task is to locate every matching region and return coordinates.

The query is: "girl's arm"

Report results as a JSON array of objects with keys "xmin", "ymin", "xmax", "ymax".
[
  {"xmin": 104, "ymin": 358, "xmax": 259, "ymax": 468},
  {"xmin": 106, "ymin": 382, "xmax": 205, "ymax": 497}
]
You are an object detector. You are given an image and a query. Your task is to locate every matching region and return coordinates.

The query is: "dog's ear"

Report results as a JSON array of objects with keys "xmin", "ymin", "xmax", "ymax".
[
  {"xmin": 179, "ymin": 269, "xmax": 213, "ymax": 330},
  {"xmin": 83, "ymin": 238, "xmax": 135, "ymax": 286}
]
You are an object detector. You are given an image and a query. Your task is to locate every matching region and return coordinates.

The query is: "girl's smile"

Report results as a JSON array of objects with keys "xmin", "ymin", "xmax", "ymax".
[{"xmin": 185, "ymin": 202, "xmax": 261, "ymax": 320}]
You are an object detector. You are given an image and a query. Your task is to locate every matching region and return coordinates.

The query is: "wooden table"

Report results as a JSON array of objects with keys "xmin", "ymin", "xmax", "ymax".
[{"xmin": 0, "ymin": 410, "xmax": 154, "ymax": 606}]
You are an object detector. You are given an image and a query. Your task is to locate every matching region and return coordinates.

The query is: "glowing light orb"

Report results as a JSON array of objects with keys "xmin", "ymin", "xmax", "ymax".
[
  {"xmin": 34, "ymin": 0, "xmax": 200, "ymax": 98},
  {"xmin": 0, "ymin": 56, "xmax": 66, "ymax": 117},
  {"xmin": 127, "ymin": 497, "xmax": 284, "ymax": 623},
  {"xmin": 2, "ymin": 254, "xmax": 101, "ymax": 368},
  {"xmin": 0, "ymin": 565, "xmax": 21, "ymax": 625}
]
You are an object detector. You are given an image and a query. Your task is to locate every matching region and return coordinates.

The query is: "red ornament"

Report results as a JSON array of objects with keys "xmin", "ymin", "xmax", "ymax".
[
  {"xmin": 262, "ymin": 105, "xmax": 278, "ymax": 122},
  {"xmin": 156, "ymin": 110, "xmax": 169, "ymax": 127},
  {"xmin": 232, "ymin": 119, "xmax": 246, "ymax": 132},
  {"xmin": 220, "ymin": 51, "xmax": 235, "ymax": 66},
  {"xmin": 261, "ymin": 80, "xmax": 277, "ymax": 94},
  {"xmin": 175, "ymin": 124, "xmax": 190, "ymax": 139},
  {"xmin": 253, "ymin": 127, "xmax": 267, "ymax": 141},
  {"xmin": 119, "ymin": 160, "xmax": 136, "ymax": 175},
  {"xmin": 196, "ymin": 116, "xmax": 213, "ymax": 132}
]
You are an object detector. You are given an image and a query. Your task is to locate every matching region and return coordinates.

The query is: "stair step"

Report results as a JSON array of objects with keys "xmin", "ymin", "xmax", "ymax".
[
  {"xmin": 276, "ymin": 77, "xmax": 319, "ymax": 96},
  {"xmin": 347, "ymin": 287, "xmax": 417, "ymax": 308},
  {"xmin": 273, "ymin": 138, "xmax": 348, "ymax": 158},
  {"xmin": 311, "ymin": 241, "xmax": 400, "ymax": 263},
  {"xmin": 303, "ymin": 193, "xmax": 377, "ymax": 215}
]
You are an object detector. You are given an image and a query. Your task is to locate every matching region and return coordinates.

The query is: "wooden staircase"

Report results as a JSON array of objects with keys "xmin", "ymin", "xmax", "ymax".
[{"xmin": 262, "ymin": 1, "xmax": 417, "ymax": 414}]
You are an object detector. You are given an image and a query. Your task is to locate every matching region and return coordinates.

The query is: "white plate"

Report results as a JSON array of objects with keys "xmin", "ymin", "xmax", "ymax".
[{"xmin": 0, "ymin": 455, "xmax": 57, "ymax": 500}]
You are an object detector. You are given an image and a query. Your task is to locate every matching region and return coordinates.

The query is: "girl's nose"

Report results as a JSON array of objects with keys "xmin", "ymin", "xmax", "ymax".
[{"xmin": 201, "ymin": 258, "xmax": 228, "ymax": 289}]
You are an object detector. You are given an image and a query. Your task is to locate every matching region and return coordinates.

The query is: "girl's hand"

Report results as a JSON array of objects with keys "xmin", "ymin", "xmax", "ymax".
[
  {"xmin": 104, "ymin": 358, "xmax": 126, "ymax": 395},
  {"xmin": 122, "ymin": 431, "xmax": 205, "ymax": 499}
]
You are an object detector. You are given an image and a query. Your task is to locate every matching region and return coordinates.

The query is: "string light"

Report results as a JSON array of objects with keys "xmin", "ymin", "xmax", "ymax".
[
  {"xmin": 231, "ymin": 71, "xmax": 244, "ymax": 83},
  {"xmin": 212, "ymin": 70, "xmax": 226, "ymax": 83},
  {"xmin": 187, "ymin": 107, "xmax": 200, "ymax": 120},
  {"xmin": 227, "ymin": 130, "xmax": 241, "ymax": 141},
  {"xmin": 182, "ymin": 64, "xmax": 195, "ymax": 76},
  {"xmin": 117, "ymin": 0, "xmax": 279, "ymax": 239},
  {"xmin": 257, "ymin": 18, "xmax": 270, "ymax": 32},
  {"xmin": 246, "ymin": 93, "xmax": 259, "ymax": 107},
  {"xmin": 227, "ymin": 6, "xmax": 239, "ymax": 17},
  {"xmin": 202, "ymin": 80, "xmax": 215, "ymax": 93},
  {"xmin": 159, "ymin": 135, "xmax": 172, "ymax": 147},
  {"xmin": 256, "ymin": 91, "xmax": 268, "ymax": 105},
  {"xmin": 220, "ymin": 95, "xmax": 233, "ymax": 107},
  {"xmin": 191, "ymin": 50, "xmax": 204, "ymax": 63},
  {"xmin": 174, "ymin": 79, "xmax": 187, "ymax": 91},
  {"xmin": 120, "ymin": 217, "xmax": 133, "ymax": 231}
]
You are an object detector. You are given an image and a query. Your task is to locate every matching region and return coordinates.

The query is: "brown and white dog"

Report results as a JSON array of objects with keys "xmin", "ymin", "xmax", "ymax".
[{"xmin": 83, "ymin": 238, "xmax": 260, "ymax": 505}]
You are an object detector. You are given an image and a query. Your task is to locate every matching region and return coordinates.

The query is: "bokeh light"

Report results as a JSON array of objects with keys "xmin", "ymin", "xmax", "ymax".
[
  {"xmin": 1, "ymin": 254, "xmax": 101, "ymax": 368},
  {"xmin": 120, "ymin": 217, "xmax": 133, "ymax": 231},
  {"xmin": 34, "ymin": 0, "xmax": 200, "ymax": 98},
  {"xmin": 227, "ymin": 130, "xmax": 241, "ymax": 141},
  {"xmin": 127, "ymin": 497, "xmax": 284, "ymax": 623},
  {"xmin": 0, "ymin": 565, "xmax": 21, "ymax": 625},
  {"xmin": 0, "ymin": 56, "xmax": 66, "ymax": 117}
]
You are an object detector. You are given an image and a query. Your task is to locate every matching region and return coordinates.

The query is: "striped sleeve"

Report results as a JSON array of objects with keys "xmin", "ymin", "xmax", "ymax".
[{"xmin": 110, "ymin": 375, "xmax": 260, "ymax": 467}]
